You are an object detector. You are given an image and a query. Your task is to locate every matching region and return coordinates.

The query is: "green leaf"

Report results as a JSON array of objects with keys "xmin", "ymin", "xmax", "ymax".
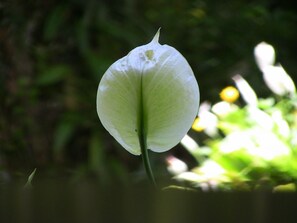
[
  {"xmin": 37, "ymin": 65, "xmax": 72, "ymax": 85},
  {"xmin": 43, "ymin": 5, "xmax": 67, "ymax": 41},
  {"xmin": 24, "ymin": 168, "xmax": 37, "ymax": 188},
  {"xmin": 273, "ymin": 183, "xmax": 296, "ymax": 192},
  {"xmin": 53, "ymin": 121, "xmax": 76, "ymax": 158},
  {"xmin": 88, "ymin": 133, "xmax": 104, "ymax": 173},
  {"xmin": 96, "ymin": 30, "xmax": 200, "ymax": 155}
]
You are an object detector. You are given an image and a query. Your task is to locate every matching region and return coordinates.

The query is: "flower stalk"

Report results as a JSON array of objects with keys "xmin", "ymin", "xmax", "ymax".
[
  {"xmin": 137, "ymin": 72, "xmax": 156, "ymax": 186},
  {"xmin": 139, "ymin": 134, "xmax": 156, "ymax": 186}
]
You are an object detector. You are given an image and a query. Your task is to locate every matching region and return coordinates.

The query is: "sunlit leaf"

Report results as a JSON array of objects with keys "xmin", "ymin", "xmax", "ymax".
[{"xmin": 273, "ymin": 183, "xmax": 296, "ymax": 192}]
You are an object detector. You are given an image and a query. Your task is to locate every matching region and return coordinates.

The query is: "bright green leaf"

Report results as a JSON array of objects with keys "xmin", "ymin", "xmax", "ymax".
[{"xmin": 273, "ymin": 183, "xmax": 296, "ymax": 192}]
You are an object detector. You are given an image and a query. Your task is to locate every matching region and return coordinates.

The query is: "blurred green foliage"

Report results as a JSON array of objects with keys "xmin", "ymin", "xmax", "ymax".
[
  {"xmin": 1, "ymin": 0, "xmax": 297, "ymax": 184},
  {"xmin": 176, "ymin": 61, "xmax": 297, "ymax": 191}
]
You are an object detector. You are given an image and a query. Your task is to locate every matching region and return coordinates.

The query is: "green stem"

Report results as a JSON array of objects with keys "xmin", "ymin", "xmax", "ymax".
[
  {"xmin": 139, "ymin": 130, "xmax": 156, "ymax": 186},
  {"xmin": 138, "ymin": 73, "xmax": 156, "ymax": 187}
]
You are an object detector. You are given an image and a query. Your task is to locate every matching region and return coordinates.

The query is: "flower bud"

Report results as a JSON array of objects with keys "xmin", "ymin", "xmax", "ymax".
[{"xmin": 97, "ymin": 30, "xmax": 200, "ymax": 155}]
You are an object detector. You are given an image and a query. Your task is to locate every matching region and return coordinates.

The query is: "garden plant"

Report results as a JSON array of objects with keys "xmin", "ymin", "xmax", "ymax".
[
  {"xmin": 97, "ymin": 29, "xmax": 297, "ymax": 191},
  {"xmin": 97, "ymin": 29, "xmax": 199, "ymax": 186},
  {"xmin": 170, "ymin": 41, "xmax": 297, "ymax": 191}
]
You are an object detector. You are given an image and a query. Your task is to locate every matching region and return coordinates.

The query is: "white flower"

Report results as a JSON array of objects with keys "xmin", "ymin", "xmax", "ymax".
[
  {"xmin": 254, "ymin": 42, "xmax": 296, "ymax": 96},
  {"xmin": 200, "ymin": 111, "xmax": 218, "ymax": 137},
  {"xmin": 197, "ymin": 101, "xmax": 218, "ymax": 137},
  {"xmin": 166, "ymin": 156, "xmax": 188, "ymax": 175},
  {"xmin": 254, "ymin": 42, "xmax": 275, "ymax": 72},
  {"xmin": 211, "ymin": 101, "xmax": 237, "ymax": 117},
  {"xmin": 198, "ymin": 160, "xmax": 226, "ymax": 180},
  {"xmin": 174, "ymin": 171, "xmax": 202, "ymax": 183},
  {"xmin": 180, "ymin": 134, "xmax": 199, "ymax": 152},
  {"xmin": 97, "ymin": 30, "xmax": 200, "ymax": 155},
  {"xmin": 175, "ymin": 161, "xmax": 227, "ymax": 191},
  {"xmin": 262, "ymin": 64, "xmax": 296, "ymax": 96},
  {"xmin": 232, "ymin": 74, "xmax": 258, "ymax": 106}
]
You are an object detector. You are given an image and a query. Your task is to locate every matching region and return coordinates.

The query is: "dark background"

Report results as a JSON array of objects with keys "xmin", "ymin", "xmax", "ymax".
[{"xmin": 1, "ymin": 0, "xmax": 297, "ymax": 185}]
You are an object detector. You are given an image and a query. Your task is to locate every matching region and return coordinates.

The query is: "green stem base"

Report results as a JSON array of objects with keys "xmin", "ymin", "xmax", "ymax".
[{"xmin": 139, "ymin": 136, "xmax": 156, "ymax": 187}]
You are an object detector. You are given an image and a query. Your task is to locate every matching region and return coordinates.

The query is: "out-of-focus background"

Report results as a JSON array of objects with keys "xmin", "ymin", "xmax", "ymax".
[{"xmin": 1, "ymin": 0, "xmax": 297, "ymax": 186}]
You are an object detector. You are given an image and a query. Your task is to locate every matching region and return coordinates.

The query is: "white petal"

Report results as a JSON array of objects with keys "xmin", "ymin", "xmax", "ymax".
[
  {"xmin": 166, "ymin": 155, "xmax": 188, "ymax": 175},
  {"xmin": 263, "ymin": 65, "xmax": 296, "ymax": 96},
  {"xmin": 97, "ymin": 30, "xmax": 199, "ymax": 155},
  {"xmin": 180, "ymin": 134, "xmax": 199, "ymax": 152},
  {"xmin": 211, "ymin": 101, "xmax": 237, "ymax": 117},
  {"xmin": 254, "ymin": 42, "xmax": 275, "ymax": 72},
  {"xmin": 232, "ymin": 74, "xmax": 258, "ymax": 106}
]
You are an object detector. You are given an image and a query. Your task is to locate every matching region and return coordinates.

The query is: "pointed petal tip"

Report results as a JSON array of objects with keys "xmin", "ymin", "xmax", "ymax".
[{"xmin": 151, "ymin": 28, "xmax": 161, "ymax": 44}]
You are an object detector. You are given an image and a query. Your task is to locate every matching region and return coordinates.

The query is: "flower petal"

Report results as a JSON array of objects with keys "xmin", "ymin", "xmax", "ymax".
[{"xmin": 97, "ymin": 30, "xmax": 199, "ymax": 155}]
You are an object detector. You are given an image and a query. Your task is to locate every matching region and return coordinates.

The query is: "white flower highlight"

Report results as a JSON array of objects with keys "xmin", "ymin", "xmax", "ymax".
[
  {"xmin": 233, "ymin": 74, "xmax": 258, "ymax": 106},
  {"xmin": 254, "ymin": 42, "xmax": 275, "ymax": 72},
  {"xmin": 254, "ymin": 42, "xmax": 296, "ymax": 96},
  {"xmin": 180, "ymin": 134, "xmax": 199, "ymax": 153},
  {"xmin": 211, "ymin": 101, "xmax": 237, "ymax": 117},
  {"xmin": 166, "ymin": 156, "xmax": 188, "ymax": 175},
  {"xmin": 262, "ymin": 64, "xmax": 296, "ymax": 96}
]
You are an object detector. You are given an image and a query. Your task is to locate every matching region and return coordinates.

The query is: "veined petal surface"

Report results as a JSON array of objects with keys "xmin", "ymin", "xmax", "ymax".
[{"xmin": 97, "ymin": 30, "xmax": 199, "ymax": 155}]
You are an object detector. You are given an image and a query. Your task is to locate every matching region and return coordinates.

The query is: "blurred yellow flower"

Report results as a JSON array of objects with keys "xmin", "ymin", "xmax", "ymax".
[
  {"xmin": 192, "ymin": 117, "xmax": 204, "ymax": 132},
  {"xmin": 219, "ymin": 86, "xmax": 239, "ymax": 103}
]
